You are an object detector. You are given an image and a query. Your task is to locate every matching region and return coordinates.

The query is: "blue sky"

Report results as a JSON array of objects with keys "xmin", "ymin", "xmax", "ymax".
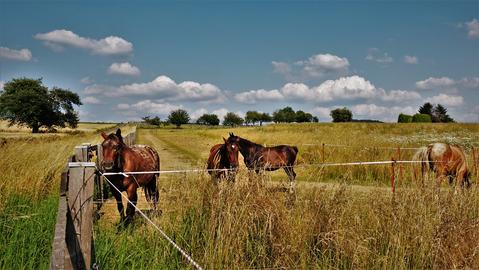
[{"xmin": 1, "ymin": 1, "xmax": 478, "ymax": 122}]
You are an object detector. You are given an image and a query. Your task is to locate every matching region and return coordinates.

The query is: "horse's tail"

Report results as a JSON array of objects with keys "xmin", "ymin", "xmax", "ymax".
[
  {"xmin": 144, "ymin": 151, "xmax": 160, "ymax": 208},
  {"xmin": 412, "ymin": 146, "xmax": 431, "ymax": 185}
]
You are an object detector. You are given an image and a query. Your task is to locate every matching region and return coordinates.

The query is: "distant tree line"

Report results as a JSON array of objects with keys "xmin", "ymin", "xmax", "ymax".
[{"xmin": 398, "ymin": 102, "xmax": 454, "ymax": 123}]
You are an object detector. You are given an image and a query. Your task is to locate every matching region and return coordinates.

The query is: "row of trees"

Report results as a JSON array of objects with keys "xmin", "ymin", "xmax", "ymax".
[
  {"xmin": 144, "ymin": 106, "xmax": 321, "ymax": 128},
  {"xmin": 398, "ymin": 103, "xmax": 454, "ymax": 123}
]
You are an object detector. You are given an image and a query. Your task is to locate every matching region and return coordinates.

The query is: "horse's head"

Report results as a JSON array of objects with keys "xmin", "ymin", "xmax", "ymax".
[
  {"xmin": 223, "ymin": 136, "xmax": 239, "ymax": 169},
  {"xmin": 100, "ymin": 128, "xmax": 125, "ymax": 171}
]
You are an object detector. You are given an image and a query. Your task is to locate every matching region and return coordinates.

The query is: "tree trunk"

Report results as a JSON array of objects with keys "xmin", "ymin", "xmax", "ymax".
[{"xmin": 32, "ymin": 125, "xmax": 39, "ymax": 133}]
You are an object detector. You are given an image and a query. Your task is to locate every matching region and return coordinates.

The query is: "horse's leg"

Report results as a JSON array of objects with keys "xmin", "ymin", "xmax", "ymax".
[
  {"xmin": 283, "ymin": 167, "xmax": 297, "ymax": 194},
  {"xmin": 111, "ymin": 186, "xmax": 125, "ymax": 222},
  {"xmin": 125, "ymin": 184, "xmax": 138, "ymax": 226}
]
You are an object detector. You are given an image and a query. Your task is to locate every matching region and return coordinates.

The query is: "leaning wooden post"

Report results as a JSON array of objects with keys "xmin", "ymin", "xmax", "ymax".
[
  {"xmin": 391, "ymin": 158, "xmax": 396, "ymax": 193},
  {"xmin": 322, "ymin": 143, "xmax": 325, "ymax": 163},
  {"xmin": 397, "ymin": 147, "xmax": 403, "ymax": 182},
  {"xmin": 472, "ymin": 146, "xmax": 478, "ymax": 181}
]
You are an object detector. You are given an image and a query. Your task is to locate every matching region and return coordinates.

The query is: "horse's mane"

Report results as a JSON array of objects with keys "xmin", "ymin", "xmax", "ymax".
[{"xmin": 236, "ymin": 136, "xmax": 262, "ymax": 149}]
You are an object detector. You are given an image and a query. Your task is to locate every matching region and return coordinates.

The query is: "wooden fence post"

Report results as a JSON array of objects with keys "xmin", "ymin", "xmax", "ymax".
[
  {"xmin": 391, "ymin": 158, "xmax": 396, "ymax": 193},
  {"xmin": 397, "ymin": 147, "xmax": 403, "ymax": 182},
  {"xmin": 472, "ymin": 146, "xmax": 478, "ymax": 181},
  {"xmin": 68, "ymin": 145, "xmax": 95, "ymax": 269},
  {"xmin": 322, "ymin": 143, "xmax": 325, "ymax": 163}
]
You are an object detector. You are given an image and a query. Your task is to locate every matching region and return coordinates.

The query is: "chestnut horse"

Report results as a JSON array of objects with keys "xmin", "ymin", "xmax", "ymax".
[
  {"xmin": 207, "ymin": 138, "xmax": 240, "ymax": 182},
  {"xmin": 100, "ymin": 129, "xmax": 160, "ymax": 225},
  {"xmin": 414, "ymin": 142, "xmax": 471, "ymax": 191},
  {"xmin": 225, "ymin": 133, "xmax": 298, "ymax": 191}
]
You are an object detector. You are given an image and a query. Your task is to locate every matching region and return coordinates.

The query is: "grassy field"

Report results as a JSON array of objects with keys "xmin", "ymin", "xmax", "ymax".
[
  {"xmin": 94, "ymin": 123, "xmax": 479, "ymax": 269},
  {"xmin": 2, "ymin": 123, "xmax": 479, "ymax": 269}
]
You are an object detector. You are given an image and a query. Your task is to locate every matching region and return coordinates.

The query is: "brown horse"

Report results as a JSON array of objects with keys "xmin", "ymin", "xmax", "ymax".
[
  {"xmin": 226, "ymin": 133, "xmax": 298, "ymax": 191},
  {"xmin": 100, "ymin": 129, "xmax": 160, "ymax": 225},
  {"xmin": 414, "ymin": 142, "xmax": 471, "ymax": 191},
  {"xmin": 206, "ymin": 138, "xmax": 240, "ymax": 182}
]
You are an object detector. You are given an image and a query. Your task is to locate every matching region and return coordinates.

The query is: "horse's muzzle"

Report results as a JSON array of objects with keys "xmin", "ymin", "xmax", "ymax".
[{"xmin": 101, "ymin": 161, "xmax": 114, "ymax": 171}]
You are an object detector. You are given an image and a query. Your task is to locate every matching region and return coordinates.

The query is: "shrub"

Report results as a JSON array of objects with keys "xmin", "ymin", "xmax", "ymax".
[
  {"xmin": 398, "ymin": 113, "xmax": 413, "ymax": 123},
  {"xmin": 412, "ymin": 113, "xmax": 432, "ymax": 123}
]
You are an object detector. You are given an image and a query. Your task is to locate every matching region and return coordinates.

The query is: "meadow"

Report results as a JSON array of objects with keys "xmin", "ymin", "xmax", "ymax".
[{"xmin": 1, "ymin": 122, "xmax": 479, "ymax": 269}]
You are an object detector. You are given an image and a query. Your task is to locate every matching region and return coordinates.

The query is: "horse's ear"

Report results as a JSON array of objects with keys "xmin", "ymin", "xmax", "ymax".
[
  {"xmin": 116, "ymin": 128, "xmax": 122, "ymax": 138},
  {"xmin": 223, "ymin": 137, "xmax": 227, "ymax": 143},
  {"xmin": 101, "ymin": 132, "xmax": 108, "ymax": 140}
]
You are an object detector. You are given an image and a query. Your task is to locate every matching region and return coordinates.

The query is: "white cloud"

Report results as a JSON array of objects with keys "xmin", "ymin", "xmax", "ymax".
[
  {"xmin": 380, "ymin": 89, "xmax": 421, "ymax": 102},
  {"xmin": 235, "ymin": 75, "xmax": 419, "ymax": 104},
  {"xmin": 415, "ymin": 77, "xmax": 456, "ymax": 89},
  {"xmin": 82, "ymin": 96, "xmax": 101, "ymax": 104},
  {"xmin": 403, "ymin": 55, "xmax": 418, "ymax": 64},
  {"xmin": 212, "ymin": 108, "xmax": 229, "ymax": 121},
  {"xmin": 107, "ymin": 62, "xmax": 140, "ymax": 76},
  {"xmin": 0, "ymin": 80, "xmax": 4, "ymax": 90},
  {"xmin": 0, "ymin": 47, "xmax": 32, "ymax": 61},
  {"xmin": 459, "ymin": 77, "xmax": 479, "ymax": 88},
  {"xmin": 350, "ymin": 104, "xmax": 416, "ymax": 122},
  {"xmin": 80, "ymin": 77, "xmax": 94, "ymax": 84},
  {"xmin": 426, "ymin": 94, "xmax": 464, "ymax": 107},
  {"xmin": 313, "ymin": 75, "xmax": 377, "ymax": 101},
  {"xmin": 119, "ymin": 100, "xmax": 183, "ymax": 117},
  {"xmin": 365, "ymin": 48, "xmax": 393, "ymax": 63},
  {"xmin": 190, "ymin": 108, "xmax": 209, "ymax": 120},
  {"xmin": 297, "ymin": 53, "xmax": 350, "ymax": 77},
  {"xmin": 34, "ymin": 29, "xmax": 133, "ymax": 55},
  {"xmin": 273, "ymin": 53, "xmax": 349, "ymax": 81},
  {"xmin": 234, "ymin": 89, "xmax": 283, "ymax": 104},
  {"xmin": 110, "ymin": 75, "xmax": 224, "ymax": 102},
  {"xmin": 465, "ymin": 19, "xmax": 479, "ymax": 39},
  {"xmin": 272, "ymin": 61, "xmax": 291, "ymax": 76}
]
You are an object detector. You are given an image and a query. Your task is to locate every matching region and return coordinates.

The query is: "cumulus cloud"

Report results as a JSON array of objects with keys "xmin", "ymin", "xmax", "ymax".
[
  {"xmin": 34, "ymin": 29, "xmax": 133, "ymax": 55},
  {"xmin": 426, "ymin": 94, "xmax": 464, "ymax": 107},
  {"xmin": 0, "ymin": 46, "xmax": 32, "ymax": 61},
  {"xmin": 380, "ymin": 89, "xmax": 421, "ymax": 102},
  {"xmin": 117, "ymin": 100, "xmax": 183, "ymax": 118},
  {"xmin": 403, "ymin": 55, "xmax": 418, "ymax": 64},
  {"xmin": 109, "ymin": 75, "xmax": 225, "ymax": 103},
  {"xmin": 107, "ymin": 62, "xmax": 140, "ymax": 76},
  {"xmin": 235, "ymin": 76, "xmax": 420, "ymax": 104},
  {"xmin": 272, "ymin": 53, "xmax": 349, "ymax": 81},
  {"xmin": 82, "ymin": 96, "xmax": 101, "ymax": 104},
  {"xmin": 415, "ymin": 77, "xmax": 456, "ymax": 90},
  {"xmin": 365, "ymin": 48, "xmax": 393, "ymax": 64},
  {"xmin": 351, "ymin": 104, "xmax": 416, "ymax": 122},
  {"xmin": 459, "ymin": 77, "xmax": 479, "ymax": 89},
  {"xmin": 234, "ymin": 89, "xmax": 283, "ymax": 104},
  {"xmin": 465, "ymin": 19, "xmax": 479, "ymax": 39}
]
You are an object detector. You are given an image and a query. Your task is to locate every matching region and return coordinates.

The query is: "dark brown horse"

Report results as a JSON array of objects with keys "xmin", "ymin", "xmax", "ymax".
[
  {"xmin": 413, "ymin": 142, "xmax": 471, "ymax": 191},
  {"xmin": 206, "ymin": 138, "xmax": 240, "ymax": 181},
  {"xmin": 226, "ymin": 133, "xmax": 298, "ymax": 191},
  {"xmin": 100, "ymin": 129, "xmax": 160, "ymax": 225}
]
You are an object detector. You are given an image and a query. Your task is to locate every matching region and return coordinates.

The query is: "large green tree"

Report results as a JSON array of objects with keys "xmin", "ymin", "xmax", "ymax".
[
  {"xmin": 196, "ymin": 113, "xmax": 220, "ymax": 125},
  {"xmin": 0, "ymin": 78, "xmax": 82, "ymax": 133},
  {"xmin": 272, "ymin": 106, "xmax": 296, "ymax": 123},
  {"xmin": 223, "ymin": 112, "xmax": 244, "ymax": 127},
  {"xmin": 330, "ymin": 107, "xmax": 353, "ymax": 122},
  {"xmin": 168, "ymin": 109, "xmax": 190, "ymax": 128},
  {"xmin": 432, "ymin": 104, "xmax": 454, "ymax": 123}
]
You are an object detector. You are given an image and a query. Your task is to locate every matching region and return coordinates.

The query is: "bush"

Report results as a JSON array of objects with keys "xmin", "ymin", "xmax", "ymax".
[
  {"xmin": 398, "ymin": 114, "xmax": 413, "ymax": 123},
  {"xmin": 412, "ymin": 113, "xmax": 432, "ymax": 123},
  {"xmin": 223, "ymin": 112, "xmax": 244, "ymax": 127}
]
